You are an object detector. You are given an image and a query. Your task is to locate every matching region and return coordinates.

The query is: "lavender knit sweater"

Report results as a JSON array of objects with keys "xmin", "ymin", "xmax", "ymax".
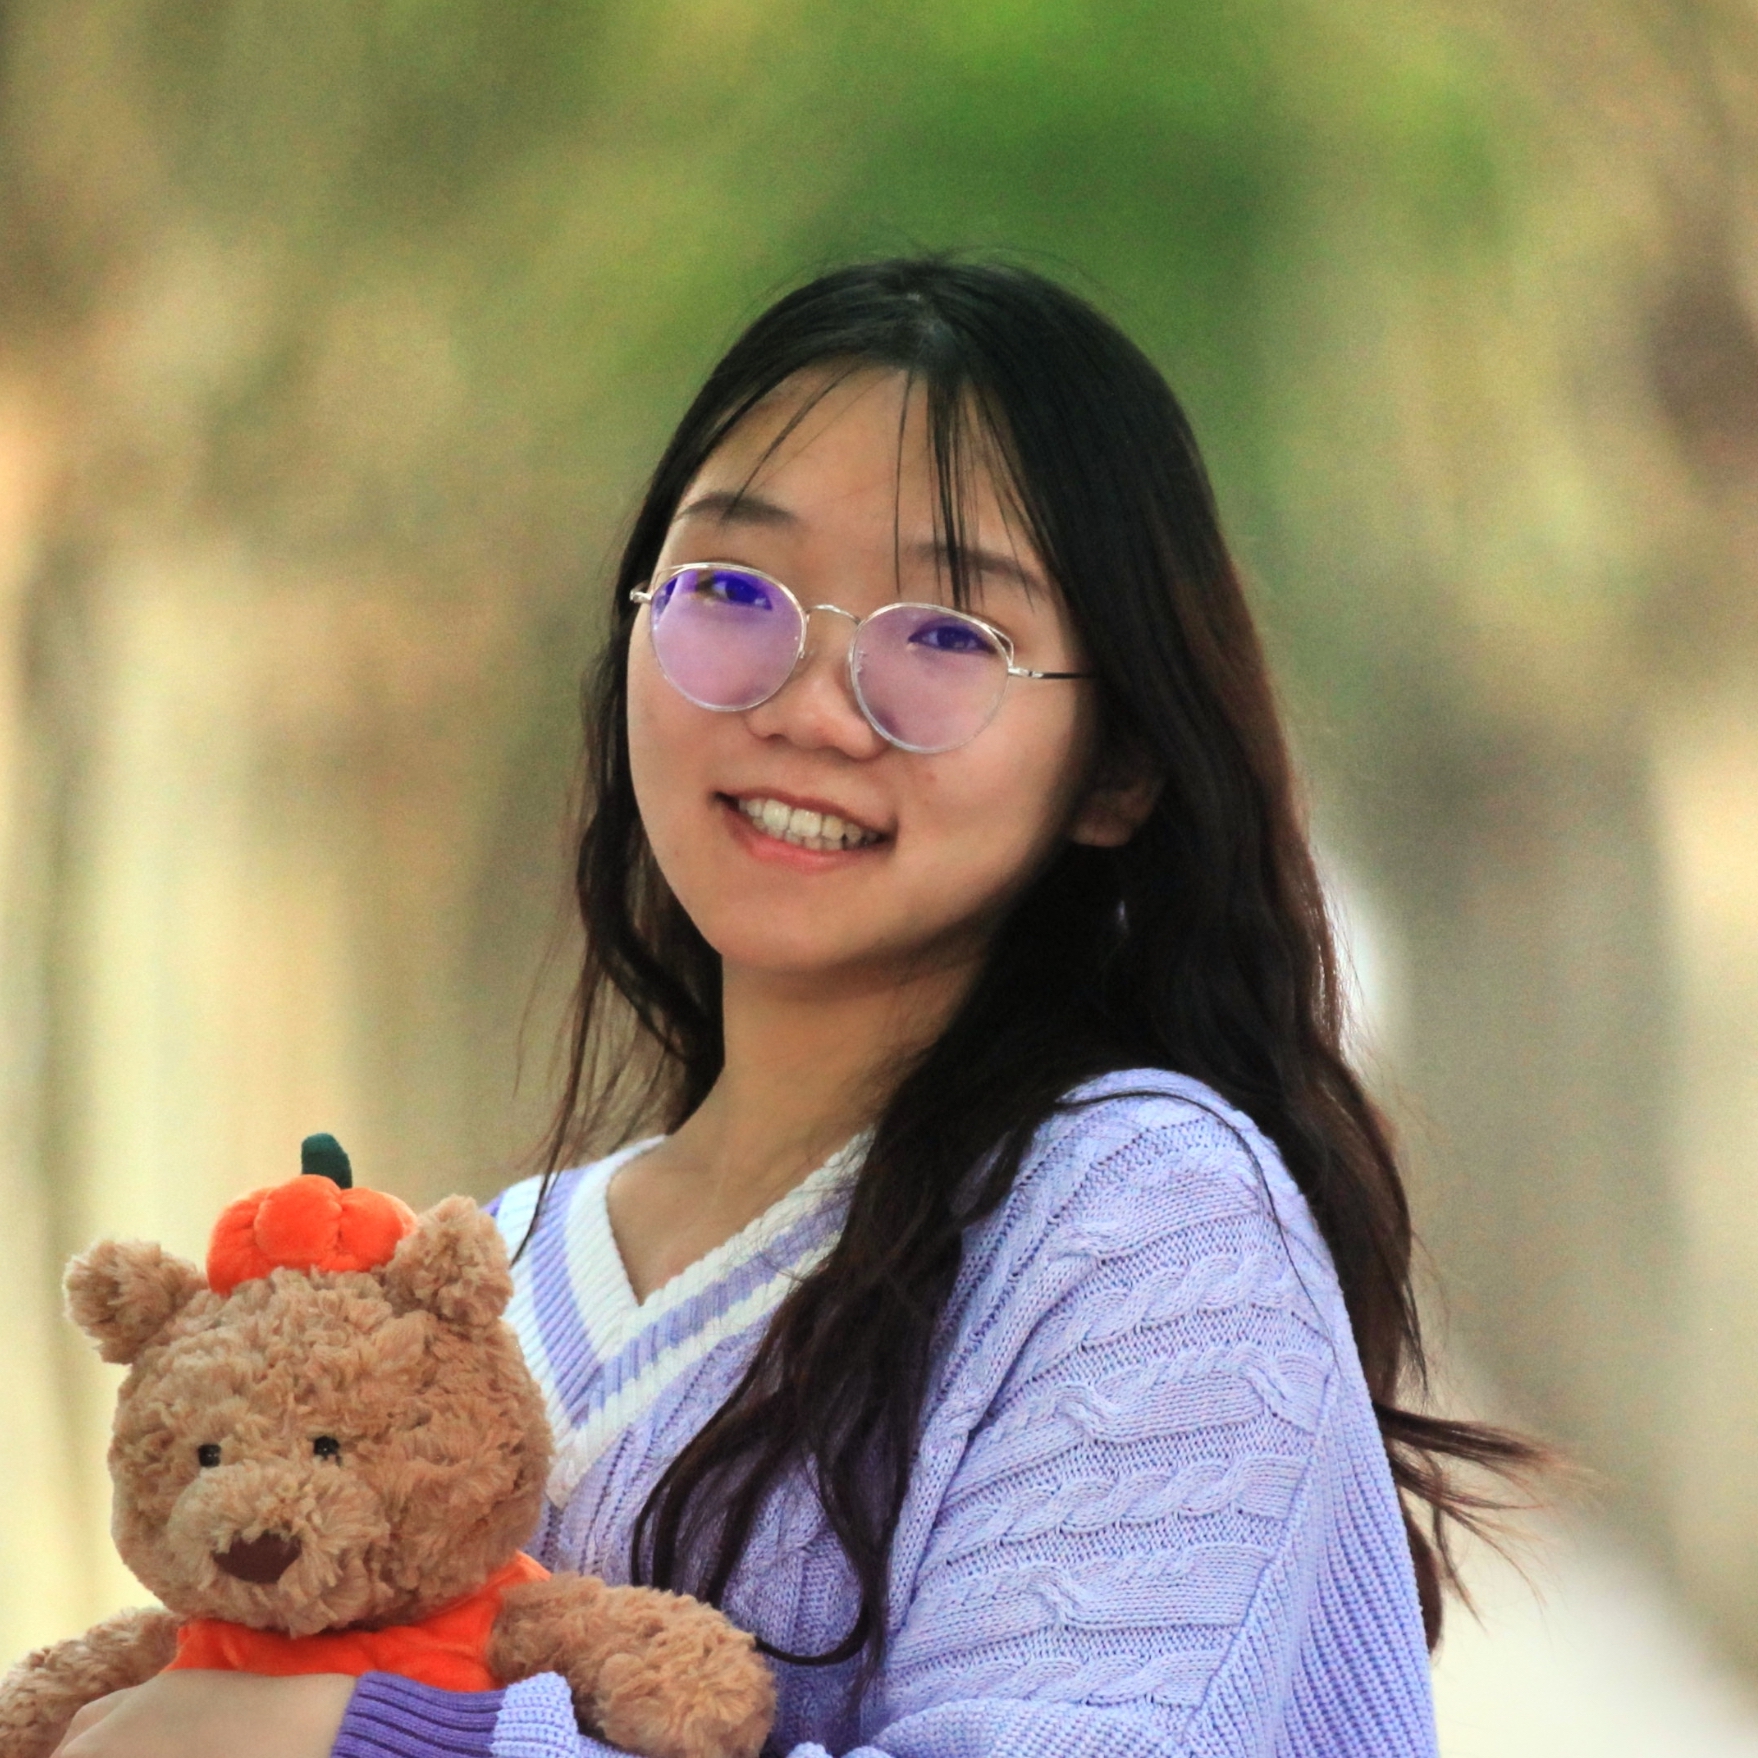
[{"xmin": 332, "ymin": 1070, "xmax": 1438, "ymax": 1758}]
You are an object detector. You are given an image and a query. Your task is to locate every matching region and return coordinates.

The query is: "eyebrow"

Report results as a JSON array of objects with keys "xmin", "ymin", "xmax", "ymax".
[
  {"xmin": 673, "ymin": 489, "xmax": 799, "ymax": 528},
  {"xmin": 907, "ymin": 537, "xmax": 1043, "ymax": 595},
  {"xmin": 673, "ymin": 490, "xmax": 1044, "ymax": 594}
]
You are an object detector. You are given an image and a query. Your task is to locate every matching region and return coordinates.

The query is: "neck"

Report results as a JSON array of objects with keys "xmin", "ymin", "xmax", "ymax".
[{"xmin": 668, "ymin": 953, "xmax": 976, "ymax": 1201}]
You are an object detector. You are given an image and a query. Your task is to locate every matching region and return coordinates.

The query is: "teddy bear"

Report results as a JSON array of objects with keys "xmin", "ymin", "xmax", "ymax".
[{"xmin": 0, "ymin": 1137, "xmax": 775, "ymax": 1758}]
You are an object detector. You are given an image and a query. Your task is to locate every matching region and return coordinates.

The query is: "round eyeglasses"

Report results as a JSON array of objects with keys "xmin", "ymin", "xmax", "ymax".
[{"xmin": 631, "ymin": 563, "xmax": 1091, "ymax": 754}]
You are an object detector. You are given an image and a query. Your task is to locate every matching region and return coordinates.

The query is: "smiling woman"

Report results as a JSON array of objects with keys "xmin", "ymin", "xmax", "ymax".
[
  {"xmin": 58, "ymin": 259, "xmax": 1539, "ymax": 1758},
  {"xmin": 610, "ymin": 367, "xmax": 1148, "ymax": 1300}
]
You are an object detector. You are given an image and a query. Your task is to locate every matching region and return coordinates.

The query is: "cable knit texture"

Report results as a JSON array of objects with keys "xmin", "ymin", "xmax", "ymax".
[{"xmin": 330, "ymin": 1070, "xmax": 1437, "ymax": 1758}]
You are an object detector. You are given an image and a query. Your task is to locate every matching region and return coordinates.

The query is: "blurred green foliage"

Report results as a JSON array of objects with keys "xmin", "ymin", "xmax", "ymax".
[{"xmin": 74, "ymin": 0, "xmax": 1514, "ymax": 564}]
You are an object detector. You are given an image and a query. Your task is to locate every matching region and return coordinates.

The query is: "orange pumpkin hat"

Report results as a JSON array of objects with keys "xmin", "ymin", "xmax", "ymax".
[{"xmin": 207, "ymin": 1135, "xmax": 416, "ymax": 1296}]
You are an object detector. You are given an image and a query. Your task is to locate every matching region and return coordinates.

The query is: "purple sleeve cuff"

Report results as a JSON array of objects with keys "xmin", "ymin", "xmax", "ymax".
[
  {"xmin": 494, "ymin": 1674, "xmax": 621, "ymax": 1757},
  {"xmin": 331, "ymin": 1673, "xmax": 506, "ymax": 1758}
]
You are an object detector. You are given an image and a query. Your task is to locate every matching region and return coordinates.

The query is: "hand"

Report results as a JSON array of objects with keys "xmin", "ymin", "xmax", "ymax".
[{"xmin": 52, "ymin": 1669, "xmax": 357, "ymax": 1758}]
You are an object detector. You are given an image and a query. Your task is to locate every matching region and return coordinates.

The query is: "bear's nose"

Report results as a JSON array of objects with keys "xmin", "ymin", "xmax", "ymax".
[{"xmin": 213, "ymin": 1532, "xmax": 302, "ymax": 1584}]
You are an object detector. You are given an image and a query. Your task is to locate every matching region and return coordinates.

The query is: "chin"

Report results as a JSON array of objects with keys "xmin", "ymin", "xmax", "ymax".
[
  {"xmin": 710, "ymin": 933, "xmax": 871, "ymax": 979},
  {"xmin": 713, "ymin": 924, "xmax": 977, "ymax": 992}
]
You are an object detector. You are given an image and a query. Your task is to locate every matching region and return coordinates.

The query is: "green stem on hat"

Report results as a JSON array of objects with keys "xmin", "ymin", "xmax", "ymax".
[{"xmin": 300, "ymin": 1133, "xmax": 353, "ymax": 1189}]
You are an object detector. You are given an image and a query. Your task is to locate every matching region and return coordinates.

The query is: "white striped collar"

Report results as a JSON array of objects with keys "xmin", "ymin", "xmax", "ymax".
[{"xmin": 494, "ymin": 1135, "xmax": 866, "ymax": 1506}]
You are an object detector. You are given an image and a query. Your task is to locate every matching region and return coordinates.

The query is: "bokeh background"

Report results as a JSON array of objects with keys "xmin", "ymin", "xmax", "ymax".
[{"xmin": 3, "ymin": 1, "xmax": 1758, "ymax": 1749}]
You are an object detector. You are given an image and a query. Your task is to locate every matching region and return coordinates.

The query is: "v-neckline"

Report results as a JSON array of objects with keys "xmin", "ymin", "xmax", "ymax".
[
  {"xmin": 499, "ymin": 1133, "xmax": 868, "ymax": 1505},
  {"xmin": 578, "ymin": 1134, "xmax": 869, "ymax": 1336}
]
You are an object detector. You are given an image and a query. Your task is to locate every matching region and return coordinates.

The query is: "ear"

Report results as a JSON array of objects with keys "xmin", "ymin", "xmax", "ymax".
[
  {"xmin": 65, "ymin": 1240, "xmax": 207, "ymax": 1364},
  {"xmin": 1068, "ymin": 741, "xmax": 1162, "ymax": 849},
  {"xmin": 382, "ymin": 1196, "xmax": 513, "ymax": 1331}
]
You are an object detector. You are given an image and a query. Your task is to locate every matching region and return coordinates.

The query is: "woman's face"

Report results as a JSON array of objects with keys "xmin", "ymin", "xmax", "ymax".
[{"xmin": 628, "ymin": 368, "xmax": 1137, "ymax": 995}]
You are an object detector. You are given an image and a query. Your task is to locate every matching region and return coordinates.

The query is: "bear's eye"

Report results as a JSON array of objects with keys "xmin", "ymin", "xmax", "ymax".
[
  {"xmin": 196, "ymin": 1444, "xmax": 221, "ymax": 1469},
  {"xmin": 312, "ymin": 1435, "xmax": 341, "ymax": 1461}
]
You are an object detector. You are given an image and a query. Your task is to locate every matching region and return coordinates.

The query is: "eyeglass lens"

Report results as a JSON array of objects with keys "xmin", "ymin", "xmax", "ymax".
[
  {"xmin": 647, "ymin": 566, "xmax": 1010, "ymax": 753},
  {"xmin": 648, "ymin": 567, "xmax": 803, "ymax": 713}
]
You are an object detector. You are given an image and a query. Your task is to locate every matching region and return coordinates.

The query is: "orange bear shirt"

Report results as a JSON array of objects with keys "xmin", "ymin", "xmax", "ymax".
[{"xmin": 167, "ymin": 1553, "xmax": 550, "ymax": 1691}]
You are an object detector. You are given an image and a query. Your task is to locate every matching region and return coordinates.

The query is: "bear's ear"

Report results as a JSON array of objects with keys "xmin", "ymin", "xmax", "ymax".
[
  {"xmin": 382, "ymin": 1196, "xmax": 512, "ymax": 1331},
  {"xmin": 65, "ymin": 1240, "xmax": 207, "ymax": 1364}
]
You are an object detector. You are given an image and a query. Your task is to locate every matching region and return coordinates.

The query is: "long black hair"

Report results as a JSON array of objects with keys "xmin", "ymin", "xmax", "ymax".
[{"xmin": 538, "ymin": 256, "xmax": 1539, "ymax": 1662}]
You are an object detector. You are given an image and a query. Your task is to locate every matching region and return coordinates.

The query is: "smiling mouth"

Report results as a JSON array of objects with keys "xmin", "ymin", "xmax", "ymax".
[{"xmin": 730, "ymin": 795, "xmax": 886, "ymax": 852}]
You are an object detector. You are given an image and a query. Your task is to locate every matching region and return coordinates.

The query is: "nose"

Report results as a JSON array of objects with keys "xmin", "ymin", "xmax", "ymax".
[
  {"xmin": 745, "ymin": 604, "xmax": 884, "ymax": 755},
  {"xmin": 214, "ymin": 1531, "xmax": 302, "ymax": 1583}
]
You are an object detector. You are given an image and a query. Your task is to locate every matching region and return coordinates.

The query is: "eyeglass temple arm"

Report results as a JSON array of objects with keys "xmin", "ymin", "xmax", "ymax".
[
  {"xmin": 1010, "ymin": 665, "xmax": 1094, "ymax": 680},
  {"xmin": 629, "ymin": 588, "xmax": 653, "ymax": 604}
]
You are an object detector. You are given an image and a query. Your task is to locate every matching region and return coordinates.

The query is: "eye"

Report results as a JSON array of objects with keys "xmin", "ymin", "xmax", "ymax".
[
  {"xmin": 698, "ymin": 568, "xmax": 775, "ymax": 610},
  {"xmin": 909, "ymin": 617, "xmax": 996, "ymax": 656},
  {"xmin": 312, "ymin": 1435, "xmax": 342, "ymax": 1462},
  {"xmin": 196, "ymin": 1443, "xmax": 221, "ymax": 1468}
]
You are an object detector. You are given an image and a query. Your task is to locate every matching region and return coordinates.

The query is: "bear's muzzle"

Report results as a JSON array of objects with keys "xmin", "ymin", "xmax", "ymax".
[{"xmin": 213, "ymin": 1532, "xmax": 302, "ymax": 1584}]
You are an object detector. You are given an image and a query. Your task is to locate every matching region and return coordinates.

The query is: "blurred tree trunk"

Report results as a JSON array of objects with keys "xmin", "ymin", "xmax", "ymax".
[
  {"xmin": 1389, "ymin": 729, "xmax": 1681, "ymax": 1532},
  {"xmin": 0, "ymin": 379, "xmax": 98, "ymax": 1647},
  {"xmin": 1655, "ymin": 681, "xmax": 1758, "ymax": 1657}
]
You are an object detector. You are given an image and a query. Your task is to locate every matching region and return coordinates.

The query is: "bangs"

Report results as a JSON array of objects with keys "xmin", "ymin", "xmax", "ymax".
[{"xmin": 676, "ymin": 352, "xmax": 1053, "ymax": 616}]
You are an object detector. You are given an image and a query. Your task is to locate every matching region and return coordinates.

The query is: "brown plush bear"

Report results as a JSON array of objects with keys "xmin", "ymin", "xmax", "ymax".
[{"xmin": 0, "ymin": 1143, "xmax": 774, "ymax": 1758}]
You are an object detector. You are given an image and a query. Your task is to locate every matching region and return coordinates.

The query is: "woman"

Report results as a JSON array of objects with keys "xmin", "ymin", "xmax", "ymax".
[{"xmin": 57, "ymin": 258, "xmax": 1532, "ymax": 1758}]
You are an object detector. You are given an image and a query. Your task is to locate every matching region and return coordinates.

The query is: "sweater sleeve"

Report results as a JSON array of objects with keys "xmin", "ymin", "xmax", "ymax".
[
  {"xmin": 777, "ymin": 1096, "xmax": 1434, "ymax": 1758},
  {"xmin": 332, "ymin": 1671, "xmax": 620, "ymax": 1758}
]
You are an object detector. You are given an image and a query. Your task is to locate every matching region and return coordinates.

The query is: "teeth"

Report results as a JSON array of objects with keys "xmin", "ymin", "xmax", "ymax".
[{"xmin": 738, "ymin": 797, "xmax": 880, "ymax": 851}]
